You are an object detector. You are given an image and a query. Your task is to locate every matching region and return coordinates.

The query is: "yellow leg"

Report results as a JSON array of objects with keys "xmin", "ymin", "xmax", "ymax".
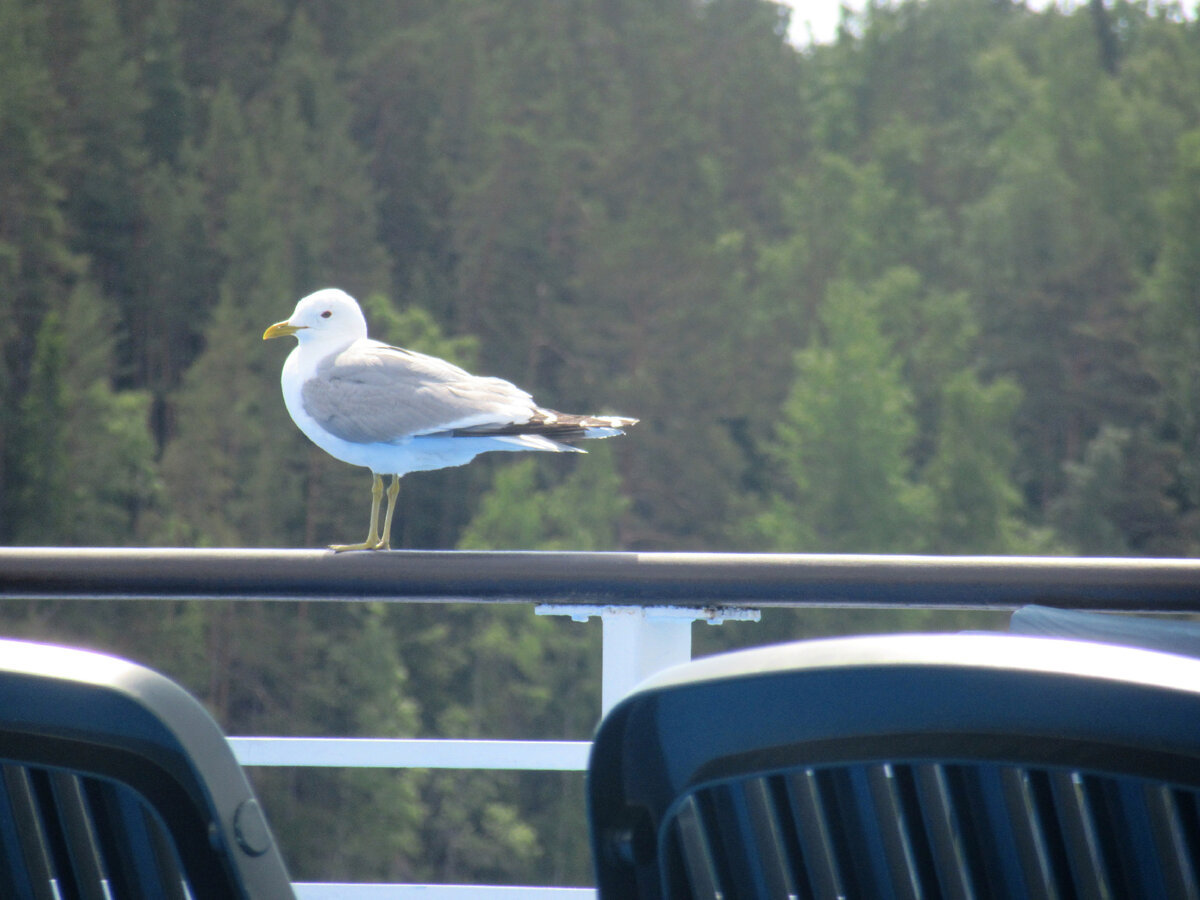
[
  {"xmin": 377, "ymin": 474, "xmax": 401, "ymax": 550},
  {"xmin": 329, "ymin": 473, "xmax": 384, "ymax": 552}
]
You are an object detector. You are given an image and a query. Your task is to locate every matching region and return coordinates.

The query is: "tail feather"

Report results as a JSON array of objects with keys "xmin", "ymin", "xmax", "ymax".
[{"xmin": 448, "ymin": 409, "xmax": 638, "ymax": 443}]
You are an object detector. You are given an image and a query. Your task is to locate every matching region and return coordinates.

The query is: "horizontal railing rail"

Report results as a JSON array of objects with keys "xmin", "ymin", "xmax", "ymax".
[
  {"xmin": 228, "ymin": 737, "xmax": 590, "ymax": 770},
  {"xmin": 3, "ymin": 549, "xmax": 1200, "ymax": 899},
  {"xmin": 3, "ymin": 548, "xmax": 1200, "ymax": 610}
]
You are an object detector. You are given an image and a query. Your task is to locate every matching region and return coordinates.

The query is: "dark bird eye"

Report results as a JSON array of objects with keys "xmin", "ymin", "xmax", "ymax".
[{"xmin": 321, "ymin": 310, "xmax": 332, "ymax": 318}]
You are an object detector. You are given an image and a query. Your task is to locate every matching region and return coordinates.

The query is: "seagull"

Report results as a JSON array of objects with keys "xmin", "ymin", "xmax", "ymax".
[{"xmin": 263, "ymin": 288, "xmax": 637, "ymax": 550}]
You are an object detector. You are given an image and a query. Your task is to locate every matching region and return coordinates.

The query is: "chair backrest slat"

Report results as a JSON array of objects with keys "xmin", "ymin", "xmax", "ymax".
[
  {"xmin": 3, "ymin": 766, "xmax": 60, "ymax": 900},
  {"xmin": 47, "ymin": 771, "xmax": 111, "ymax": 900}
]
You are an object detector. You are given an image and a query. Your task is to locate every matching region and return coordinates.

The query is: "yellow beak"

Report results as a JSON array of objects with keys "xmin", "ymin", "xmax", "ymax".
[{"xmin": 263, "ymin": 321, "xmax": 303, "ymax": 340}]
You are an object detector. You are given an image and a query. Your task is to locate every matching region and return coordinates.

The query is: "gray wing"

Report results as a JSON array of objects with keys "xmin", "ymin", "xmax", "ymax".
[{"xmin": 301, "ymin": 340, "xmax": 538, "ymax": 444}]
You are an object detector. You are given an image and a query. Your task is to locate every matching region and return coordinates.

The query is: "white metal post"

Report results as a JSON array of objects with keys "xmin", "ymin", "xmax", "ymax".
[
  {"xmin": 537, "ymin": 605, "xmax": 760, "ymax": 716},
  {"xmin": 599, "ymin": 607, "xmax": 692, "ymax": 715}
]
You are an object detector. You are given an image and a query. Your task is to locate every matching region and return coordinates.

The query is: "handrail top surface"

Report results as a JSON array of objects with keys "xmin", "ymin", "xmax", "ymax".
[{"xmin": 1, "ymin": 548, "xmax": 1200, "ymax": 610}]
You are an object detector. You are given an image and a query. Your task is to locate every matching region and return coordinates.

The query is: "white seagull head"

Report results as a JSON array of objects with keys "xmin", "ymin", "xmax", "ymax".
[{"xmin": 262, "ymin": 288, "xmax": 368, "ymax": 351}]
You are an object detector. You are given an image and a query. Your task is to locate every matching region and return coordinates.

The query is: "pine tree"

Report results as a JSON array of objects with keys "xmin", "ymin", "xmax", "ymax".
[
  {"xmin": 923, "ymin": 372, "xmax": 1034, "ymax": 553},
  {"xmin": 1050, "ymin": 425, "xmax": 1184, "ymax": 555},
  {"xmin": 0, "ymin": 0, "xmax": 77, "ymax": 541},
  {"xmin": 758, "ymin": 279, "xmax": 931, "ymax": 552},
  {"xmin": 137, "ymin": 0, "xmax": 192, "ymax": 167},
  {"xmin": 57, "ymin": 0, "xmax": 150, "ymax": 302},
  {"xmin": 129, "ymin": 155, "xmax": 216, "ymax": 445},
  {"xmin": 10, "ymin": 307, "xmax": 70, "ymax": 543},
  {"xmin": 1144, "ymin": 128, "xmax": 1200, "ymax": 547},
  {"xmin": 7, "ymin": 281, "xmax": 158, "ymax": 546},
  {"xmin": 959, "ymin": 8, "xmax": 1159, "ymax": 511},
  {"xmin": 57, "ymin": 282, "xmax": 161, "ymax": 544},
  {"xmin": 176, "ymin": 0, "xmax": 289, "ymax": 97}
]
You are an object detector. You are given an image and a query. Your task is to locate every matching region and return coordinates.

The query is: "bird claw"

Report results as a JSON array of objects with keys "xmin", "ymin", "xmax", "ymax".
[{"xmin": 328, "ymin": 539, "xmax": 390, "ymax": 552}]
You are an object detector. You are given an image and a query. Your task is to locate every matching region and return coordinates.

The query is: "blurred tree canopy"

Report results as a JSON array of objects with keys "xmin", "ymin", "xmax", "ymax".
[{"xmin": 3, "ymin": 0, "xmax": 1200, "ymax": 885}]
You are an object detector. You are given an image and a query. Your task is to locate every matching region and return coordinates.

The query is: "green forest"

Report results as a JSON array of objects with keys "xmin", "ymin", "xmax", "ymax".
[{"xmin": 3, "ymin": 0, "xmax": 1200, "ymax": 886}]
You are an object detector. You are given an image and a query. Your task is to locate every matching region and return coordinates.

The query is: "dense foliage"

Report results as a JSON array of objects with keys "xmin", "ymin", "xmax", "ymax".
[{"xmin": 3, "ymin": 0, "xmax": 1200, "ymax": 885}]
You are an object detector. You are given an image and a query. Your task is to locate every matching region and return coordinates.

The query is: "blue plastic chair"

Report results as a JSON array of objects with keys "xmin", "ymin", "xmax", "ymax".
[
  {"xmin": 0, "ymin": 638, "xmax": 294, "ymax": 899},
  {"xmin": 587, "ymin": 633, "xmax": 1200, "ymax": 899},
  {"xmin": 1011, "ymin": 603, "xmax": 1200, "ymax": 658}
]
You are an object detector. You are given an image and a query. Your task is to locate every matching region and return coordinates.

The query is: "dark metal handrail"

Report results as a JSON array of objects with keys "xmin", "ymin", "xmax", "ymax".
[{"xmin": 1, "ymin": 548, "xmax": 1199, "ymax": 611}]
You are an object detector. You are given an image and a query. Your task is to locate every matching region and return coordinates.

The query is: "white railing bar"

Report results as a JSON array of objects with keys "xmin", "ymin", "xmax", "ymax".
[
  {"xmin": 293, "ymin": 884, "xmax": 595, "ymax": 898},
  {"xmin": 230, "ymin": 738, "xmax": 591, "ymax": 771}
]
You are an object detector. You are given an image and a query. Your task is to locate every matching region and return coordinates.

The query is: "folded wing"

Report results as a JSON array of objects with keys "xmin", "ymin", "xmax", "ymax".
[{"xmin": 301, "ymin": 341, "xmax": 541, "ymax": 444}]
